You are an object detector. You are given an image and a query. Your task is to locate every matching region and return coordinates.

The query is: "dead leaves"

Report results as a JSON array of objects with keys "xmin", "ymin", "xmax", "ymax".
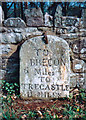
[{"xmin": 2, "ymin": 88, "xmax": 86, "ymax": 119}]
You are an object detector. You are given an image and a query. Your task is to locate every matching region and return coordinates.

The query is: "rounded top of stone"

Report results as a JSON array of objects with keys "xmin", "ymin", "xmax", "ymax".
[{"xmin": 21, "ymin": 35, "xmax": 69, "ymax": 50}]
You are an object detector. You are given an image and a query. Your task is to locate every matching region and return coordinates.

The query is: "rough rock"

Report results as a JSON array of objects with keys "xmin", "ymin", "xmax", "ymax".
[
  {"xmin": 62, "ymin": 16, "xmax": 80, "ymax": 27},
  {"xmin": 0, "ymin": 44, "xmax": 18, "ymax": 62},
  {"xmin": 0, "ymin": 33, "xmax": 24, "ymax": 43},
  {"xmin": 73, "ymin": 43, "xmax": 80, "ymax": 54},
  {"xmin": 12, "ymin": 28, "xmax": 25, "ymax": 33},
  {"xmin": 82, "ymin": 9, "xmax": 86, "ymax": 28},
  {"xmin": 70, "ymin": 72, "xmax": 86, "ymax": 89},
  {"xmin": 80, "ymin": 54, "xmax": 86, "ymax": 60},
  {"xmin": 55, "ymin": 5, "xmax": 62, "ymax": 27},
  {"xmin": 72, "ymin": 59, "xmax": 85, "ymax": 73},
  {"xmin": 44, "ymin": 12, "xmax": 53, "ymax": 26},
  {"xmin": 0, "ymin": 69, "xmax": 6, "ymax": 80},
  {"xmin": 12, "ymin": 27, "xmax": 38, "ymax": 33},
  {"xmin": 80, "ymin": 29, "xmax": 86, "ymax": 32},
  {"xmin": 38, "ymin": 27, "xmax": 52, "ymax": 32},
  {"xmin": 0, "ymin": 44, "xmax": 11, "ymax": 55},
  {"xmin": 73, "ymin": 38, "xmax": 86, "ymax": 54},
  {"xmin": 0, "ymin": 33, "xmax": 15, "ymax": 43},
  {"xmin": 21, "ymin": 31, "xmax": 42, "ymax": 40},
  {"xmin": 80, "ymin": 48, "xmax": 86, "ymax": 53},
  {"xmin": 15, "ymin": 33, "xmax": 23, "ymax": 42},
  {"xmin": 61, "ymin": 33, "xmax": 79, "ymax": 39},
  {"xmin": 66, "ymin": 26, "xmax": 78, "ymax": 33},
  {"xmin": 30, "ymin": 31, "xmax": 42, "ymax": 37},
  {"xmin": 0, "ymin": 6, "xmax": 4, "ymax": 26},
  {"xmin": 24, "ymin": 8, "xmax": 43, "ymax": 26},
  {"xmin": 55, "ymin": 26, "xmax": 78, "ymax": 35},
  {"xmin": 70, "ymin": 72, "xmax": 77, "ymax": 87},
  {"xmin": 7, "ymin": 28, "xmax": 13, "ymax": 33},
  {"xmin": 0, "ymin": 27, "xmax": 7, "ymax": 33},
  {"xmin": 56, "ymin": 28, "xmax": 67, "ymax": 34},
  {"xmin": 25, "ymin": 27, "xmax": 38, "ymax": 33},
  {"xmin": 0, "ymin": 58, "xmax": 8, "ymax": 69},
  {"xmin": 4, "ymin": 17, "xmax": 26, "ymax": 28}
]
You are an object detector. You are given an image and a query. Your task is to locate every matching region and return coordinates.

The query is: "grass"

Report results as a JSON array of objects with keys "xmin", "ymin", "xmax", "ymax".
[{"xmin": 1, "ymin": 81, "xmax": 86, "ymax": 120}]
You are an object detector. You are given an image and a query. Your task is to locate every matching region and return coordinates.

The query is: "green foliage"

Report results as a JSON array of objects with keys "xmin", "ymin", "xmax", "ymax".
[
  {"xmin": 2, "ymin": 80, "xmax": 20, "ymax": 107},
  {"xmin": 43, "ymin": 112, "xmax": 53, "ymax": 119},
  {"xmin": 62, "ymin": 101, "xmax": 86, "ymax": 119},
  {"xmin": 2, "ymin": 104, "xmax": 18, "ymax": 120},
  {"xmin": 79, "ymin": 88, "xmax": 86, "ymax": 102},
  {"xmin": 2, "ymin": 83, "xmax": 86, "ymax": 120},
  {"xmin": 2, "ymin": 80, "xmax": 19, "ymax": 95}
]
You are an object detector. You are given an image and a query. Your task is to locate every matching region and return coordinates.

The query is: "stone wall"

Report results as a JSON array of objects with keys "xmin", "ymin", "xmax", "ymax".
[
  {"xmin": 0, "ymin": 6, "xmax": 86, "ymax": 90},
  {"xmin": 82, "ymin": 9, "xmax": 86, "ymax": 28}
]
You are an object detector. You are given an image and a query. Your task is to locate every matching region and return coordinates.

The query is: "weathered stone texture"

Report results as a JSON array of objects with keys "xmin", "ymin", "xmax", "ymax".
[
  {"xmin": 0, "ymin": 69, "xmax": 6, "ymax": 80},
  {"xmin": 0, "ymin": 44, "xmax": 18, "ymax": 58},
  {"xmin": 72, "ymin": 38, "xmax": 86, "ymax": 60},
  {"xmin": 12, "ymin": 27, "xmax": 38, "ymax": 33},
  {"xmin": 0, "ymin": 44, "xmax": 12, "ymax": 56},
  {"xmin": 58, "ymin": 27, "xmax": 78, "ymax": 34},
  {"xmin": 44, "ymin": 12, "xmax": 53, "ymax": 26},
  {"xmin": 72, "ymin": 59, "xmax": 85, "ymax": 73},
  {"xmin": 4, "ymin": 17, "xmax": 26, "ymax": 28},
  {"xmin": 55, "ymin": 5, "xmax": 62, "ymax": 27},
  {"xmin": 38, "ymin": 27, "xmax": 53, "ymax": 32},
  {"xmin": 0, "ymin": 6, "xmax": 4, "ymax": 26},
  {"xmin": 20, "ymin": 35, "xmax": 70, "ymax": 99},
  {"xmin": 0, "ymin": 33, "xmax": 23, "ymax": 43},
  {"xmin": 82, "ymin": 9, "xmax": 86, "ymax": 28},
  {"xmin": 24, "ymin": 8, "xmax": 43, "ymax": 26},
  {"xmin": 70, "ymin": 72, "xmax": 86, "ymax": 87},
  {"xmin": 62, "ymin": 17, "xmax": 80, "ymax": 27},
  {"xmin": 24, "ymin": 27, "xmax": 38, "ymax": 33},
  {"xmin": 0, "ymin": 27, "xmax": 8, "ymax": 33}
]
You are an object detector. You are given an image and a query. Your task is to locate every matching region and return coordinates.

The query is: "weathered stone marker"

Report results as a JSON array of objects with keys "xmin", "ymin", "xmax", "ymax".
[{"xmin": 20, "ymin": 35, "xmax": 70, "ymax": 99}]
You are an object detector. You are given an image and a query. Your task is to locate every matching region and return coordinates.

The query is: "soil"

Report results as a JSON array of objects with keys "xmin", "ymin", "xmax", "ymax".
[{"xmin": 13, "ymin": 98, "xmax": 70, "ymax": 111}]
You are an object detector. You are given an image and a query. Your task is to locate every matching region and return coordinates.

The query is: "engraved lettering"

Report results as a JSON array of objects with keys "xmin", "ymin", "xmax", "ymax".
[
  {"xmin": 34, "ymin": 68, "xmax": 41, "ymax": 75},
  {"xmin": 43, "ymin": 49, "xmax": 49, "ymax": 56},
  {"xmin": 45, "ymin": 85, "xmax": 50, "ymax": 90},
  {"xmin": 27, "ymin": 90, "xmax": 32, "ymax": 97},
  {"xmin": 30, "ymin": 59, "xmax": 35, "ymax": 66},
  {"xmin": 28, "ymin": 84, "xmax": 33, "ymax": 90},
  {"xmin": 36, "ymin": 49, "xmax": 41, "ymax": 56},
  {"xmin": 51, "ymin": 84, "xmax": 55, "ymax": 90},
  {"xmin": 38, "ymin": 77, "xmax": 45, "ymax": 82},
  {"xmin": 34, "ymin": 84, "xmax": 39, "ymax": 89},
  {"xmin": 40, "ymin": 84, "xmax": 44, "ymax": 90},
  {"xmin": 45, "ymin": 77, "xmax": 50, "ymax": 82}
]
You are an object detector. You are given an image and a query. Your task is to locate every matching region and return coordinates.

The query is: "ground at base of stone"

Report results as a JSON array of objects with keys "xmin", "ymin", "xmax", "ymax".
[
  {"xmin": 2, "ymin": 97, "xmax": 86, "ymax": 120},
  {"xmin": 14, "ymin": 98, "xmax": 69, "ymax": 110}
]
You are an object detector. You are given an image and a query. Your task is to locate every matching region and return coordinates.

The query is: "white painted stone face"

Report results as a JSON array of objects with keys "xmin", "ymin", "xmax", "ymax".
[{"xmin": 20, "ymin": 35, "xmax": 70, "ymax": 99}]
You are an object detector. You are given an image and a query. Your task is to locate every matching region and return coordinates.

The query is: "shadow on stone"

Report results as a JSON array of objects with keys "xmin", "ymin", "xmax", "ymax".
[{"xmin": 4, "ymin": 45, "xmax": 20, "ymax": 94}]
